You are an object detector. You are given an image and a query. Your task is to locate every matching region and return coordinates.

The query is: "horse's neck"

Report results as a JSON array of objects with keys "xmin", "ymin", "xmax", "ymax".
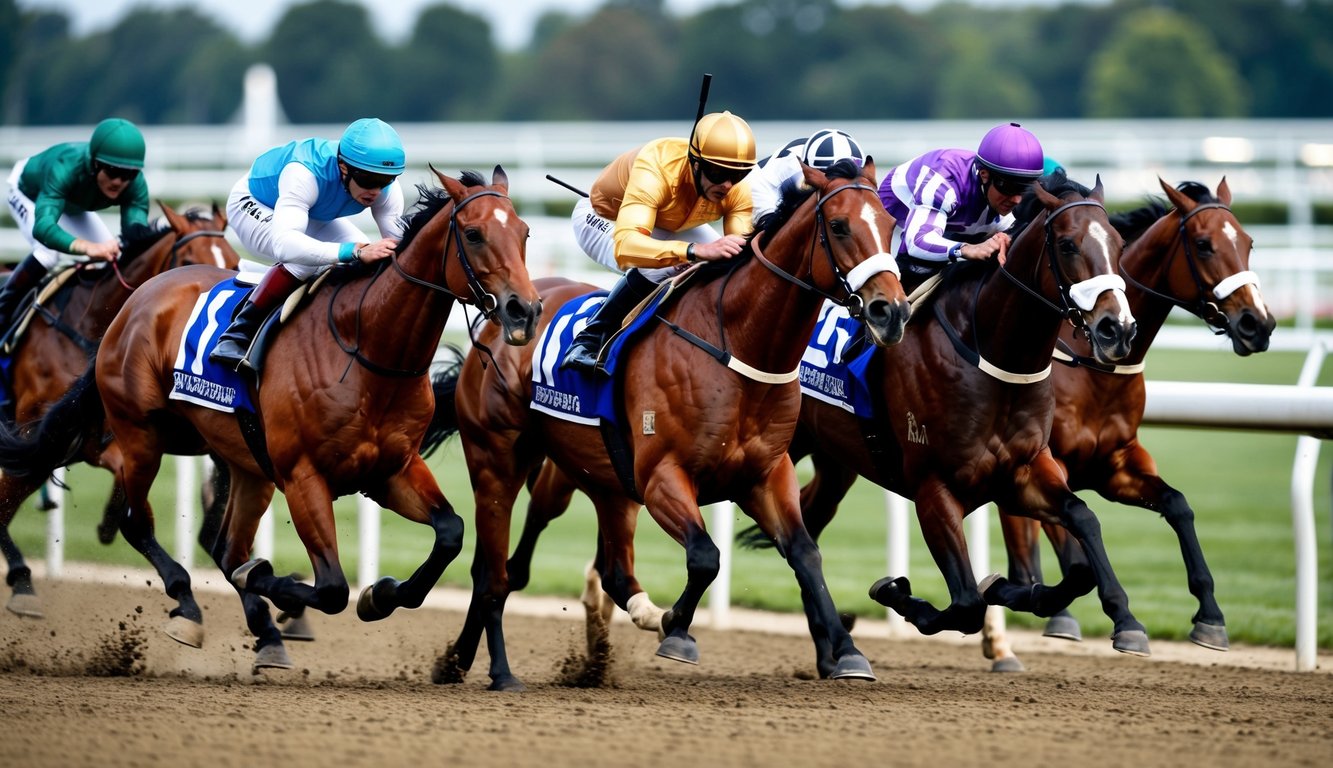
[
  {"xmin": 716, "ymin": 239, "xmax": 825, "ymax": 375},
  {"xmin": 352, "ymin": 236, "xmax": 455, "ymax": 371},
  {"xmin": 1116, "ymin": 223, "xmax": 1183, "ymax": 356},
  {"xmin": 967, "ymin": 235, "xmax": 1063, "ymax": 374}
]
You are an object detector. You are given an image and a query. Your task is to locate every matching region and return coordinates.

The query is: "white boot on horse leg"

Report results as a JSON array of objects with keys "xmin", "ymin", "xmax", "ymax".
[{"xmin": 981, "ymin": 604, "xmax": 1025, "ymax": 673}]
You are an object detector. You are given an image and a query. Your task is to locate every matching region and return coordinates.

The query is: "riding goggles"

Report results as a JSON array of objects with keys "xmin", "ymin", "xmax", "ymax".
[
  {"xmin": 989, "ymin": 173, "xmax": 1033, "ymax": 197},
  {"xmin": 347, "ymin": 167, "xmax": 397, "ymax": 190},
  {"xmin": 96, "ymin": 161, "xmax": 140, "ymax": 182},
  {"xmin": 699, "ymin": 160, "xmax": 751, "ymax": 186}
]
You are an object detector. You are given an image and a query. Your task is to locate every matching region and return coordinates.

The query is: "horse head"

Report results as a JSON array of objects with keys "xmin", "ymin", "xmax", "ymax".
[
  {"xmin": 1156, "ymin": 178, "xmax": 1274, "ymax": 355},
  {"xmin": 791, "ymin": 157, "xmax": 909, "ymax": 347},
  {"xmin": 1024, "ymin": 174, "xmax": 1136, "ymax": 364},
  {"xmin": 433, "ymin": 165, "xmax": 542, "ymax": 345},
  {"xmin": 120, "ymin": 202, "xmax": 238, "ymax": 285}
]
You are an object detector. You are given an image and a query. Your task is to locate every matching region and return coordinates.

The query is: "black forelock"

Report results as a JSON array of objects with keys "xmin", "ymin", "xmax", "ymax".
[{"xmin": 1007, "ymin": 168, "xmax": 1095, "ymax": 235}]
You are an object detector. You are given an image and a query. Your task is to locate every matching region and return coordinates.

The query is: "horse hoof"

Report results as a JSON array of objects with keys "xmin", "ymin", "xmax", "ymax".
[
  {"xmin": 356, "ymin": 580, "xmax": 398, "ymax": 622},
  {"xmin": 656, "ymin": 634, "xmax": 700, "ymax": 665},
  {"xmin": 1042, "ymin": 615, "xmax": 1083, "ymax": 642},
  {"xmin": 231, "ymin": 558, "xmax": 272, "ymax": 590},
  {"xmin": 990, "ymin": 656, "xmax": 1026, "ymax": 673},
  {"xmin": 162, "ymin": 615, "xmax": 205, "ymax": 648},
  {"xmin": 868, "ymin": 575, "xmax": 911, "ymax": 607},
  {"xmin": 252, "ymin": 643, "xmax": 293, "ymax": 671},
  {"xmin": 487, "ymin": 675, "xmax": 527, "ymax": 693},
  {"xmin": 1189, "ymin": 622, "xmax": 1229, "ymax": 651},
  {"xmin": 1111, "ymin": 629, "xmax": 1151, "ymax": 657},
  {"xmin": 976, "ymin": 573, "xmax": 1006, "ymax": 602},
  {"xmin": 830, "ymin": 654, "xmax": 876, "ymax": 681},
  {"xmin": 6, "ymin": 593, "xmax": 44, "ymax": 619},
  {"xmin": 278, "ymin": 612, "xmax": 316, "ymax": 642}
]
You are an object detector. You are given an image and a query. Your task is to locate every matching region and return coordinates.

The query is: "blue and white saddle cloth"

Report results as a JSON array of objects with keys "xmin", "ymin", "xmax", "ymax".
[
  {"xmin": 798, "ymin": 299, "xmax": 877, "ymax": 419},
  {"xmin": 530, "ymin": 288, "xmax": 668, "ymax": 425},
  {"xmin": 169, "ymin": 275, "xmax": 259, "ymax": 413}
]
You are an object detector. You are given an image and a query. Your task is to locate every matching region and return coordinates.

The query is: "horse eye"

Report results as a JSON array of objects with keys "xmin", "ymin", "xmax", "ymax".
[
  {"xmin": 1194, "ymin": 238, "xmax": 1213, "ymax": 254},
  {"xmin": 829, "ymin": 220, "xmax": 850, "ymax": 237},
  {"xmin": 1058, "ymin": 238, "xmax": 1079, "ymax": 255},
  {"xmin": 465, "ymin": 228, "xmax": 484, "ymax": 245}
]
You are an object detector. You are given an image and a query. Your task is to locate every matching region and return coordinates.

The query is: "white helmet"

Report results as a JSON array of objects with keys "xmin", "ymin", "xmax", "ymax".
[{"xmin": 801, "ymin": 129, "xmax": 864, "ymax": 170}]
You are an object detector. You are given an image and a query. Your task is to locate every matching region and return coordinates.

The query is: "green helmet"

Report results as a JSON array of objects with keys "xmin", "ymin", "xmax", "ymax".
[{"xmin": 89, "ymin": 118, "xmax": 146, "ymax": 170}]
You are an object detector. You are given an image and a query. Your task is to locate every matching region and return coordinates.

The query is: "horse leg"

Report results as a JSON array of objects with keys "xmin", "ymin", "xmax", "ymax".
[
  {"xmin": 357, "ymin": 455, "xmax": 463, "ymax": 618},
  {"xmin": 0, "ymin": 474, "xmax": 45, "ymax": 618},
  {"xmin": 870, "ymin": 479, "xmax": 988, "ymax": 637},
  {"xmin": 97, "ymin": 442, "xmax": 206, "ymax": 648},
  {"xmin": 1100, "ymin": 445, "xmax": 1227, "ymax": 650},
  {"xmin": 209, "ymin": 467, "xmax": 289, "ymax": 669},
  {"xmin": 96, "ymin": 482, "xmax": 127, "ymax": 545},
  {"xmin": 507, "ymin": 460, "xmax": 575, "ymax": 592},
  {"xmin": 233, "ymin": 470, "xmax": 348, "ymax": 616},
  {"xmin": 798, "ymin": 445, "xmax": 860, "ymax": 544},
  {"xmin": 1030, "ymin": 519, "xmax": 1086, "ymax": 641},
  {"xmin": 737, "ymin": 460, "xmax": 873, "ymax": 680}
]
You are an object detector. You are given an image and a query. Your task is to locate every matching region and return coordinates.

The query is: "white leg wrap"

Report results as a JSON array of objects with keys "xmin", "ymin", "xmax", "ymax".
[{"xmin": 626, "ymin": 591, "xmax": 664, "ymax": 632}]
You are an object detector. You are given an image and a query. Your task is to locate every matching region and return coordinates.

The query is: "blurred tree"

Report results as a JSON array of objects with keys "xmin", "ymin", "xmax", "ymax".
[
  {"xmin": 266, "ymin": 0, "xmax": 386, "ymax": 123},
  {"xmin": 0, "ymin": 0, "xmax": 17, "ymax": 116},
  {"xmin": 933, "ymin": 29, "xmax": 1039, "ymax": 118},
  {"xmin": 6, "ymin": 11, "xmax": 75, "ymax": 124},
  {"xmin": 1084, "ymin": 7, "xmax": 1247, "ymax": 117},
  {"xmin": 389, "ymin": 3, "xmax": 499, "ymax": 121},
  {"xmin": 503, "ymin": 4, "xmax": 676, "ymax": 119}
]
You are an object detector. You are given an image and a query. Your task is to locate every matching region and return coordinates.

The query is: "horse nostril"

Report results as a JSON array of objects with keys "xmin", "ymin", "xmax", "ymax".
[
  {"xmin": 1235, "ymin": 311, "xmax": 1258, "ymax": 338},
  {"xmin": 1095, "ymin": 317, "xmax": 1132, "ymax": 345}
]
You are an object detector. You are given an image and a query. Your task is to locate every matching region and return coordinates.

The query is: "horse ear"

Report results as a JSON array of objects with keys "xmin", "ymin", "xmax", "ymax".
[
  {"xmin": 861, "ymin": 155, "xmax": 876, "ymax": 184},
  {"xmin": 1090, "ymin": 174, "xmax": 1105, "ymax": 203},
  {"xmin": 1216, "ymin": 176, "xmax": 1232, "ymax": 206},
  {"xmin": 1158, "ymin": 176, "xmax": 1192, "ymax": 213},
  {"xmin": 157, "ymin": 200, "xmax": 188, "ymax": 233},
  {"xmin": 800, "ymin": 160, "xmax": 827, "ymax": 188},
  {"xmin": 432, "ymin": 163, "xmax": 466, "ymax": 201},
  {"xmin": 491, "ymin": 164, "xmax": 509, "ymax": 191},
  {"xmin": 212, "ymin": 202, "xmax": 228, "ymax": 230}
]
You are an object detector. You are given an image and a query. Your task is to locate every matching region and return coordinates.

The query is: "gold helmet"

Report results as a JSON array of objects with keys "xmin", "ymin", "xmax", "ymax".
[{"xmin": 689, "ymin": 111, "xmax": 757, "ymax": 170}]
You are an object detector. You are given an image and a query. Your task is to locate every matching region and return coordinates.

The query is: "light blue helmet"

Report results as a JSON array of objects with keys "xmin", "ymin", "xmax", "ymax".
[{"xmin": 338, "ymin": 118, "xmax": 405, "ymax": 175}]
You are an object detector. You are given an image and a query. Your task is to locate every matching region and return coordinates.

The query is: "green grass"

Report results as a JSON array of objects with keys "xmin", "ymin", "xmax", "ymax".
[{"xmin": 7, "ymin": 331, "xmax": 1333, "ymax": 649}]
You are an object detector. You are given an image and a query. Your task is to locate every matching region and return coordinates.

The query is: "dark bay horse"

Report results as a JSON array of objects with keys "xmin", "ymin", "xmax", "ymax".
[
  {"xmin": 0, "ymin": 204, "xmax": 238, "ymax": 624},
  {"xmin": 436, "ymin": 159, "xmax": 910, "ymax": 690},
  {"xmin": 0, "ymin": 167, "xmax": 541, "ymax": 669},
  {"xmin": 990, "ymin": 177, "xmax": 1274, "ymax": 660},
  {"xmin": 755, "ymin": 172, "xmax": 1149, "ymax": 667}
]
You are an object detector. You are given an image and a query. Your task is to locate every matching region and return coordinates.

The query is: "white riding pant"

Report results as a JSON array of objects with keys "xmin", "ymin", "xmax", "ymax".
[
  {"xmin": 226, "ymin": 177, "xmax": 362, "ymax": 281},
  {"xmin": 571, "ymin": 197, "xmax": 721, "ymax": 284},
  {"xmin": 7, "ymin": 158, "xmax": 115, "ymax": 269}
]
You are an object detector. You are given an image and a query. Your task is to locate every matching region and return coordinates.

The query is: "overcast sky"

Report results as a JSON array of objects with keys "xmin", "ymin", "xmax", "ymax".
[{"xmin": 20, "ymin": 0, "xmax": 1080, "ymax": 51}]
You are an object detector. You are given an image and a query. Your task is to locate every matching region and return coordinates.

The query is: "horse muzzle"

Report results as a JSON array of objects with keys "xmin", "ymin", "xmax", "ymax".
[{"xmin": 497, "ymin": 293, "xmax": 543, "ymax": 346}]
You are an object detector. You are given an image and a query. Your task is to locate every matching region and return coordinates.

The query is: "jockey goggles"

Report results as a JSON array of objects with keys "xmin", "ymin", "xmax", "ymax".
[
  {"xmin": 96, "ymin": 161, "xmax": 140, "ymax": 182},
  {"xmin": 346, "ymin": 166, "xmax": 397, "ymax": 190},
  {"xmin": 988, "ymin": 172, "xmax": 1033, "ymax": 197},
  {"xmin": 699, "ymin": 159, "xmax": 750, "ymax": 186}
]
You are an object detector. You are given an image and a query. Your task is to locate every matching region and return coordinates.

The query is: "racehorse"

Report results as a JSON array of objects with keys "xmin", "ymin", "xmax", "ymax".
[
  {"xmin": 988, "ymin": 177, "xmax": 1273, "ymax": 662},
  {"xmin": 0, "ymin": 204, "xmax": 238, "ymax": 624},
  {"xmin": 0, "ymin": 167, "xmax": 541, "ymax": 669},
  {"xmin": 433, "ymin": 159, "xmax": 910, "ymax": 690},
  {"xmin": 741, "ymin": 170, "xmax": 1149, "ymax": 667}
]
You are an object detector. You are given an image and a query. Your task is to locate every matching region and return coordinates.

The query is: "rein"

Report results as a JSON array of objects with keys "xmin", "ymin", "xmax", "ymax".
[
  {"xmin": 1117, "ymin": 201, "xmax": 1252, "ymax": 336},
  {"xmin": 330, "ymin": 188, "xmax": 507, "ymax": 378},
  {"xmin": 660, "ymin": 180, "xmax": 888, "ymax": 385}
]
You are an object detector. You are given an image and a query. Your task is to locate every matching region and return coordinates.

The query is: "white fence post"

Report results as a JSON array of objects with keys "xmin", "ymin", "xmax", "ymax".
[
  {"xmin": 358, "ymin": 496, "xmax": 380, "ymax": 591},
  {"xmin": 709, "ymin": 501, "xmax": 733, "ymax": 629},
  {"xmin": 46, "ymin": 467, "xmax": 65, "ymax": 578},
  {"xmin": 174, "ymin": 455, "xmax": 196, "ymax": 570},
  {"xmin": 1291, "ymin": 340, "xmax": 1327, "ymax": 671},
  {"xmin": 885, "ymin": 490, "xmax": 910, "ymax": 636}
]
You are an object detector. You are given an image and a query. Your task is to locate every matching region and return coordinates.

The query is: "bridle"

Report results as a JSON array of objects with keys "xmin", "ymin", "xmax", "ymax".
[
  {"xmin": 388, "ymin": 189, "xmax": 506, "ymax": 320},
  {"xmin": 1118, "ymin": 201, "xmax": 1258, "ymax": 336}
]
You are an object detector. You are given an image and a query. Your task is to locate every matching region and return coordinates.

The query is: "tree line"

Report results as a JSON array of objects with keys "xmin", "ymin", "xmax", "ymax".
[{"xmin": 1, "ymin": 0, "xmax": 1328, "ymax": 126}]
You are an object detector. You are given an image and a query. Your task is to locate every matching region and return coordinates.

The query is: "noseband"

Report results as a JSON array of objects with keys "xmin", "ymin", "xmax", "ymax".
[{"xmin": 1118, "ymin": 201, "xmax": 1258, "ymax": 336}]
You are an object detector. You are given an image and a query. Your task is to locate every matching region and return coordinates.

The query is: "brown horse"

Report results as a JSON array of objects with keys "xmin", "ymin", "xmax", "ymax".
[
  {"xmin": 434, "ymin": 159, "xmax": 909, "ymax": 690},
  {"xmin": 990, "ymin": 177, "xmax": 1274, "ymax": 661},
  {"xmin": 0, "ymin": 167, "xmax": 541, "ymax": 669},
  {"xmin": 758, "ymin": 171, "xmax": 1149, "ymax": 666},
  {"xmin": 0, "ymin": 204, "xmax": 238, "ymax": 624}
]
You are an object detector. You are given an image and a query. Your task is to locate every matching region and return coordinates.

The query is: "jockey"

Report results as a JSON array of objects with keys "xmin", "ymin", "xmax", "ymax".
[
  {"xmin": 562, "ymin": 110, "xmax": 758, "ymax": 372},
  {"xmin": 878, "ymin": 122, "xmax": 1044, "ymax": 289},
  {"xmin": 210, "ymin": 117, "xmax": 406, "ymax": 370},
  {"xmin": 1, "ymin": 117, "xmax": 150, "ymax": 334},
  {"xmin": 749, "ymin": 128, "xmax": 866, "ymax": 224}
]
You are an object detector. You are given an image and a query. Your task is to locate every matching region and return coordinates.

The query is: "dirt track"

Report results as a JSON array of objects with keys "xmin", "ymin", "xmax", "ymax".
[{"xmin": 1, "ymin": 572, "xmax": 1330, "ymax": 768}]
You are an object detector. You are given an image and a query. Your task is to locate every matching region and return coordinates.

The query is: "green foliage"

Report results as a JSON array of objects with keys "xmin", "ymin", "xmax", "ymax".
[
  {"xmin": 266, "ymin": 0, "xmax": 386, "ymax": 123},
  {"xmin": 1085, "ymin": 7, "xmax": 1248, "ymax": 117}
]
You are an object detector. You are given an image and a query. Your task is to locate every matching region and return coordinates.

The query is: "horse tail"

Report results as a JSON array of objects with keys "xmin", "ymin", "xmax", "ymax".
[
  {"xmin": 735, "ymin": 523, "xmax": 776, "ymax": 550},
  {"xmin": 0, "ymin": 357, "xmax": 103, "ymax": 480},
  {"xmin": 419, "ymin": 344, "xmax": 464, "ymax": 458}
]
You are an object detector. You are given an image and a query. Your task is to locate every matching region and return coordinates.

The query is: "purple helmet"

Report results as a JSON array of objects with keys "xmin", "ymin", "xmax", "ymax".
[{"xmin": 976, "ymin": 122, "xmax": 1044, "ymax": 179}]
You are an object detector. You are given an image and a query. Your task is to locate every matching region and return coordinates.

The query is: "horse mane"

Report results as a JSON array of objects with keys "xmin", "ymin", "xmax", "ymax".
[
  {"xmin": 1006, "ymin": 168, "xmax": 1092, "ymax": 237},
  {"xmin": 397, "ymin": 171, "xmax": 490, "ymax": 254},
  {"xmin": 1109, "ymin": 181, "xmax": 1215, "ymax": 242},
  {"xmin": 117, "ymin": 207, "xmax": 216, "ymax": 265}
]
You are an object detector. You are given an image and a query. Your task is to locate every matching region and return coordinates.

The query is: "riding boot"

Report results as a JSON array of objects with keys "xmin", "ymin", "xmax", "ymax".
[
  {"xmin": 0, "ymin": 254, "xmax": 50, "ymax": 336},
  {"xmin": 208, "ymin": 265, "xmax": 305, "ymax": 371},
  {"xmin": 560, "ymin": 269, "xmax": 656, "ymax": 373}
]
